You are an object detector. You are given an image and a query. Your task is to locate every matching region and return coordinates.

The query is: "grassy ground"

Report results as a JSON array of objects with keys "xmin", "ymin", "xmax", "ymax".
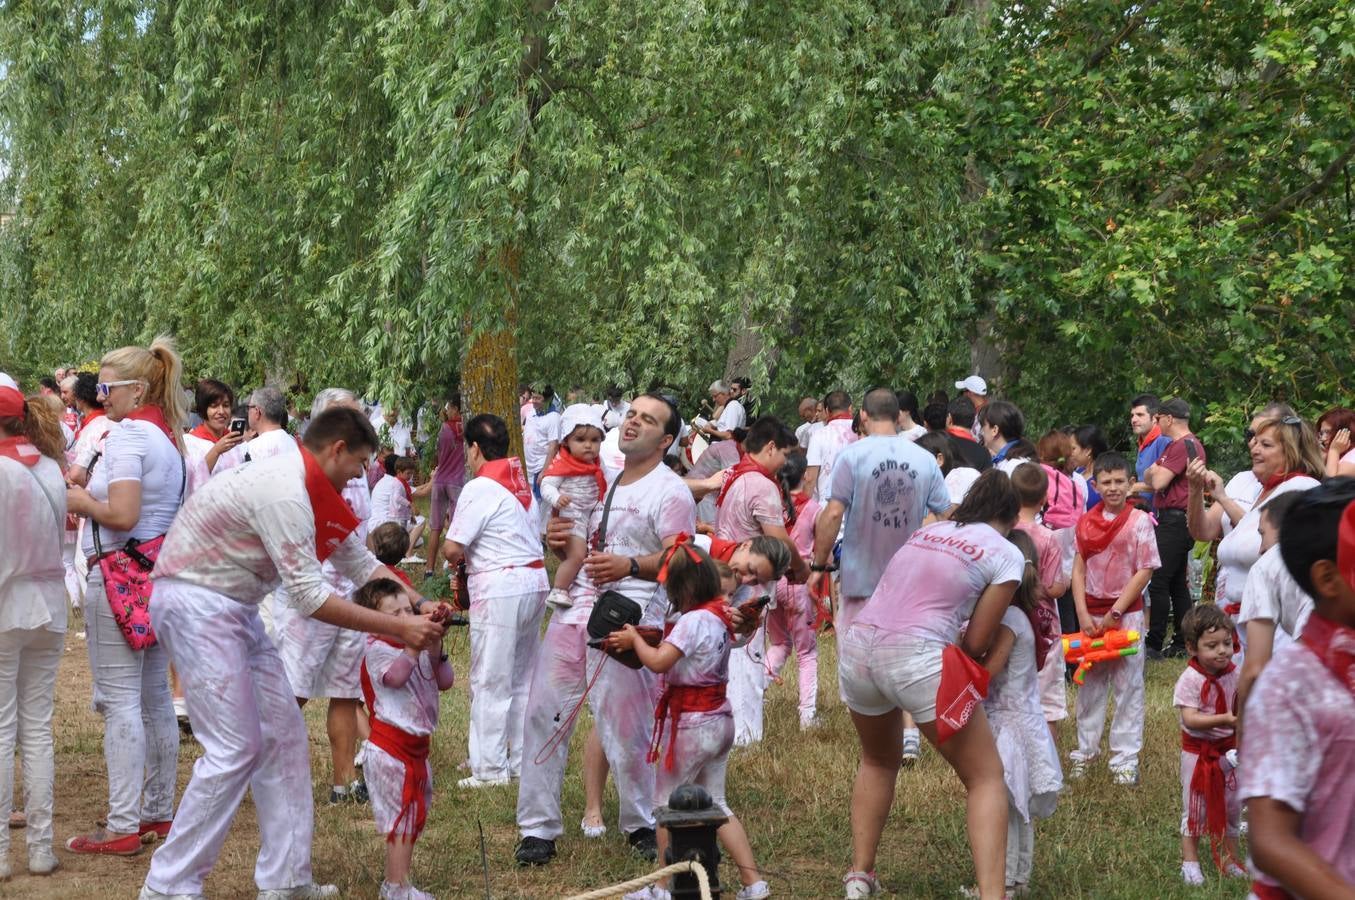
[{"xmin": 4, "ymin": 599, "xmax": 1250, "ymax": 900}]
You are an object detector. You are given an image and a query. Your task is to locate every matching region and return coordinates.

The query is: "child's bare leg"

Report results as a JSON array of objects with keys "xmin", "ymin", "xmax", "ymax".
[
  {"xmin": 582, "ymin": 727, "xmax": 608, "ymax": 828},
  {"xmin": 385, "ymin": 833, "xmax": 416, "ymax": 885},
  {"xmin": 553, "ymin": 535, "xmax": 587, "ymax": 589},
  {"xmin": 717, "ymin": 815, "xmax": 760, "ymax": 887},
  {"xmin": 1182, "ymin": 833, "xmax": 1199, "ymax": 863}
]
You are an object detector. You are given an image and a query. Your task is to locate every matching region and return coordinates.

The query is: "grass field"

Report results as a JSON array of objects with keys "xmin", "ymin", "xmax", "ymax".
[{"xmin": 3, "ymin": 598, "xmax": 1252, "ymax": 900}]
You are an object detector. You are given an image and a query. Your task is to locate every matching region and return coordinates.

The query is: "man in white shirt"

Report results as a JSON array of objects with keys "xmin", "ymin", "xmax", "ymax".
[
  {"xmin": 803, "ymin": 390, "xmax": 857, "ymax": 503},
  {"xmin": 699, "ymin": 380, "xmax": 746, "ymax": 442},
  {"xmin": 795, "ymin": 396, "xmax": 823, "ymax": 449},
  {"xmin": 442, "ymin": 414, "xmax": 550, "ymax": 788},
  {"xmin": 138, "ymin": 406, "xmax": 445, "ymax": 900},
  {"xmin": 600, "ymin": 385, "xmax": 630, "ymax": 431},
  {"xmin": 514, "ymin": 393, "xmax": 696, "ymax": 866},
  {"xmin": 244, "ymin": 386, "xmax": 299, "ymax": 462},
  {"xmin": 523, "ymin": 389, "xmax": 562, "ymax": 528}
]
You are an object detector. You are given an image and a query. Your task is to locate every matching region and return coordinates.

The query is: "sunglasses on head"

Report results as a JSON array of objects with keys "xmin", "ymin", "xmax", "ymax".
[{"xmin": 1246, "ymin": 416, "xmax": 1305, "ymax": 442}]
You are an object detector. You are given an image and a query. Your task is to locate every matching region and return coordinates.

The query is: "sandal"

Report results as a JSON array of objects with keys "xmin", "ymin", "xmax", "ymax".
[
  {"xmin": 580, "ymin": 816, "xmax": 606, "ymax": 839},
  {"xmin": 65, "ymin": 829, "xmax": 143, "ymax": 856}
]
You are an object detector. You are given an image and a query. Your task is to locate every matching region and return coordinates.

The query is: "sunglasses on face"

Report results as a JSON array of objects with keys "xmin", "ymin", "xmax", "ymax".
[{"xmin": 96, "ymin": 380, "xmax": 139, "ymax": 398}]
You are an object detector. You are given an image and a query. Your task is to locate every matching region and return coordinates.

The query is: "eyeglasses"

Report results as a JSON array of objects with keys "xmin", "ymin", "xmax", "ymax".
[{"xmin": 96, "ymin": 380, "xmax": 139, "ymax": 398}]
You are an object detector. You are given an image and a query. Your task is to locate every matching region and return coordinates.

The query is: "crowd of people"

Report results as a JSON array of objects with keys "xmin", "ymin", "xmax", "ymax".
[{"xmin": 1, "ymin": 352, "xmax": 1354, "ymax": 900}]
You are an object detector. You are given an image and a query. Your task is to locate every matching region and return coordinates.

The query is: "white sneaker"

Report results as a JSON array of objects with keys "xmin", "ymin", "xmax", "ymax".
[
  {"xmin": 402, "ymin": 555, "xmax": 425, "ymax": 565},
  {"xmin": 737, "ymin": 880, "xmax": 771, "ymax": 899},
  {"xmin": 1225, "ymin": 861, "xmax": 1248, "ymax": 879},
  {"xmin": 1111, "ymin": 765, "xmax": 1140, "ymax": 786},
  {"xmin": 380, "ymin": 883, "xmax": 436, "ymax": 900},
  {"xmin": 623, "ymin": 887, "xmax": 671, "ymax": 900},
  {"xmin": 457, "ymin": 775, "xmax": 511, "ymax": 789},
  {"xmin": 843, "ymin": 870, "xmax": 880, "ymax": 899},
  {"xmin": 354, "ymin": 739, "xmax": 369, "ymax": 768},
  {"xmin": 901, "ymin": 729, "xmax": 921, "ymax": 767},
  {"xmin": 1068, "ymin": 757, "xmax": 1089, "ymax": 780},
  {"xmin": 1180, "ymin": 861, "xmax": 1205, "ymax": 886},
  {"xmin": 546, "ymin": 588, "xmax": 574, "ymax": 611},
  {"xmin": 799, "ymin": 712, "xmax": 821, "ymax": 731},
  {"xmin": 28, "ymin": 845, "xmax": 58, "ymax": 875},
  {"xmin": 257, "ymin": 885, "xmax": 340, "ymax": 899},
  {"xmin": 139, "ymin": 887, "xmax": 207, "ymax": 900}
]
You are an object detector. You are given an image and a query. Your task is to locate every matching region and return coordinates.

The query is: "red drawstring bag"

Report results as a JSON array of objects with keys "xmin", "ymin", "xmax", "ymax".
[{"xmin": 935, "ymin": 645, "xmax": 990, "ymax": 743}]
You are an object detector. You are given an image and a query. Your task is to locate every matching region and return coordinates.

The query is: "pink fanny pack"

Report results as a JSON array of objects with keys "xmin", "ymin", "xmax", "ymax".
[{"xmin": 91, "ymin": 529, "xmax": 164, "ymax": 651}]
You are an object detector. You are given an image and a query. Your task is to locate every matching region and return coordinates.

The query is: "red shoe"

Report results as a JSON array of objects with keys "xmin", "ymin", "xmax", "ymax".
[
  {"xmin": 139, "ymin": 820, "xmax": 173, "ymax": 842},
  {"xmin": 65, "ymin": 830, "xmax": 143, "ymax": 856}
]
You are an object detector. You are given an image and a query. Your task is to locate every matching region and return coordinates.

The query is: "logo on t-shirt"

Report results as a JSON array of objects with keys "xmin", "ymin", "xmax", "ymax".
[{"xmin": 869, "ymin": 459, "xmax": 919, "ymax": 530}]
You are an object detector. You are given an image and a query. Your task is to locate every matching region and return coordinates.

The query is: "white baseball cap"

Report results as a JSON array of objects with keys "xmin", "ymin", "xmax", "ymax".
[{"xmin": 955, "ymin": 375, "xmax": 988, "ymax": 396}]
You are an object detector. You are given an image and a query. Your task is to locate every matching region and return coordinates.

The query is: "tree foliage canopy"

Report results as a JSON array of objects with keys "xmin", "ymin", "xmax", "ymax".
[{"xmin": 2, "ymin": 0, "xmax": 1351, "ymax": 449}]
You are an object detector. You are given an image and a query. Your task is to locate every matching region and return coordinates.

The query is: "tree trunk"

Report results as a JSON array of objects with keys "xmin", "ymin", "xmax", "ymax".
[{"xmin": 461, "ymin": 245, "xmax": 524, "ymax": 458}]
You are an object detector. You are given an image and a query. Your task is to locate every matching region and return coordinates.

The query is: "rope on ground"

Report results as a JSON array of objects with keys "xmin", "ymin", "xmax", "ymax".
[{"xmin": 561, "ymin": 859, "xmax": 712, "ymax": 900}]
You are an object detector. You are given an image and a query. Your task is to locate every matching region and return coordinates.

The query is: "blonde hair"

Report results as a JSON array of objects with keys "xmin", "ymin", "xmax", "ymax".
[
  {"xmin": 101, "ymin": 335, "xmax": 187, "ymax": 449},
  {"xmin": 1254, "ymin": 414, "xmax": 1324, "ymax": 479},
  {"xmin": 0, "ymin": 393, "xmax": 66, "ymax": 462}
]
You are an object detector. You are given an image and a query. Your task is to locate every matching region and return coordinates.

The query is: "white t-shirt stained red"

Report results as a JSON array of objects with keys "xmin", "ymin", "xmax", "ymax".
[{"xmin": 445, "ymin": 476, "xmax": 547, "ymax": 598}]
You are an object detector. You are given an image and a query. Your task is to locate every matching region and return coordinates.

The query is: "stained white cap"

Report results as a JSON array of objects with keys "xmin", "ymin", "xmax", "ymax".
[{"xmin": 954, "ymin": 375, "xmax": 988, "ymax": 396}]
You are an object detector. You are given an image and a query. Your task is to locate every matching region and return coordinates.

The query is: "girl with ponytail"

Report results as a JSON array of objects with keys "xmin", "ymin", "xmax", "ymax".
[{"xmin": 63, "ymin": 336, "xmax": 186, "ymax": 856}]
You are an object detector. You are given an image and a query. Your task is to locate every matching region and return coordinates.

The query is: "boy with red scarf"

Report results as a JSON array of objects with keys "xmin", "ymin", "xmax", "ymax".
[
  {"xmin": 1242, "ymin": 479, "xmax": 1355, "ymax": 899},
  {"xmin": 354, "ymin": 578, "xmax": 455, "ymax": 900},
  {"xmin": 1172, "ymin": 604, "xmax": 1244, "ymax": 885},
  {"xmin": 1069, "ymin": 452, "xmax": 1160, "ymax": 785}
]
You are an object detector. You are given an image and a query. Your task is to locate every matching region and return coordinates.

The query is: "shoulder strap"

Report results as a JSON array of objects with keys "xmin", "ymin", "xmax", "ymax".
[
  {"xmin": 594, "ymin": 475, "xmax": 625, "ymax": 551},
  {"xmin": 22, "ymin": 463, "xmax": 65, "ymax": 551}
]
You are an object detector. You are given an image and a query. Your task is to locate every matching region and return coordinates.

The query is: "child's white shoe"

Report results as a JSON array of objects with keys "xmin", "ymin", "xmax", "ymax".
[
  {"xmin": 1111, "ymin": 765, "xmax": 1140, "ymax": 786},
  {"xmin": 1224, "ymin": 861, "xmax": 1248, "ymax": 879},
  {"xmin": 623, "ymin": 886, "xmax": 671, "ymax": 900},
  {"xmin": 580, "ymin": 816, "xmax": 606, "ymax": 839},
  {"xmin": 547, "ymin": 588, "xmax": 574, "ymax": 611},
  {"xmin": 1067, "ymin": 757, "xmax": 1089, "ymax": 780},
  {"xmin": 843, "ymin": 870, "xmax": 880, "ymax": 898},
  {"xmin": 901, "ymin": 729, "xmax": 922, "ymax": 767},
  {"xmin": 1180, "ymin": 861, "xmax": 1205, "ymax": 886},
  {"xmin": 736, "ymin": 881, "xmax": 770, "ymax": 900}
]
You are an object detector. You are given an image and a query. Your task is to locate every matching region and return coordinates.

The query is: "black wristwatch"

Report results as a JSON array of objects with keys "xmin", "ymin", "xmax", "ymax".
[
  {"xmin": 810, "ymin": 563, "xmax": 837, "ymax": 573},
  {"xmin": 628, "ymin": 557, "xmax": 640, "ymax": 578}
]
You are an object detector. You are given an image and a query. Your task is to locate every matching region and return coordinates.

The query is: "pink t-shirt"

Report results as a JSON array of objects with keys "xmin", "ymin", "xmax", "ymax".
[
  {"xmin": 714, "ymin": 472, "xmax": 784, "ymax": 543},
  {"xmin": 787, "ymin": 497, "xmax": 820, "ymax": 557},
  {"xmin": 1080, "ymin": 507, "xmax": 1160, "ymax": 612},
  {"xmin": 1173, "ymin": 664, "xmax": 1240, "ymax": 741},
  {"xmin": 1015, "ymin": 520, "xmax": 1062, "ymax": 602},
  {"xmin": 854, "ymin": 521, "xmax": 1025, "ymax": 643},
  {"xmin": 1240, "ymin": 643, "xmax": 1355, "ymax": 891}
]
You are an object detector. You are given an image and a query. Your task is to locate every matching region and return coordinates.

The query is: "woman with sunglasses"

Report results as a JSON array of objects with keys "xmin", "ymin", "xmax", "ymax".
[
  {"xmin": 63, "ymin": 337, "xmax": 188, "ymax": 856},
  {"xmin": 1315, "ymin": 406, "xmax": 1355, "ymax": 478},
  {"xmin": 1186, "ymin": 407, "xmax": 1324, "ymax": 654}
]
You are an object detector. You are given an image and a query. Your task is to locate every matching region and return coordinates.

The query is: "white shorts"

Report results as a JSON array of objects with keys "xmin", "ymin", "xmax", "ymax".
[
  {"xmin": 838, "ymin": 625, "xmax": 946, "ymax": 722},
  {"xmin": 365, "ymin": 743, "xmax": 433, "ymax": 841},
  {"xmin": 278, "ymin": 610, "xmax": 364, "ymax": 700},
  {"xmin": 653, "ymin": 714, "xmax": 734, "ymax": 816}
]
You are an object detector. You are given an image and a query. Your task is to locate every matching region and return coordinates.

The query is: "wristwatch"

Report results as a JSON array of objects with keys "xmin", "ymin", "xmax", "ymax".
[
  {"xmin": 628, "ymin": 557, "xmax": 640, "ymax": 578},
  {"xmin": 1109, "ymin": 609, "xmax": 1123, "ymax": 622},
  {"xmin": 810, "ymin": 563, "xmax": 837, "ymax": 573}
]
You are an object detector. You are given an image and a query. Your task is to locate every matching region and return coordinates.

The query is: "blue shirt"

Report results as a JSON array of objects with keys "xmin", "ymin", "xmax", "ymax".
[
  {"xmin": 829, "ymin": 434, "xmax": 953, "ymax": 598},
  {"xmin": 1136, "ymin": 434, "xmax": 1172, "ymax": 507}
]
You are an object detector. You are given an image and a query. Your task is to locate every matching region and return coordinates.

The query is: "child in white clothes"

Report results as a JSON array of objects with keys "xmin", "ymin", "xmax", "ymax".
[
  {"xmin": 1172, "ymin": 604, "xmax": 1245, "ymax": 885},
  {"xmin": 540, "ymin": 406, "xmax": 606, "ymax": 611},
  {"xmin": 354, "ymin": 578, "xmax": 456, "ymax": 900},
  {"xmin": 982, "ymin": 530, "xmax": 1063, "ymax": 896},
  {"xmin": 605, "ymin": 543, "xmax": 769, "ymax": 900}
]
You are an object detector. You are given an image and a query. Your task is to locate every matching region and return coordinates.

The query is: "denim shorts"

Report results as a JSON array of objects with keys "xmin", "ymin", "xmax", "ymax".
[{"xmin": 838, "ymin": 624, "xmax": 947, "ymax": 722}]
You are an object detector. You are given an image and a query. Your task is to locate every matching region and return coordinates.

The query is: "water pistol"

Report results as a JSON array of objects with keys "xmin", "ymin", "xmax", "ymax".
[{"xmin": 1062, "ymin": 629, "xmax": 1140, "ymax": 685}]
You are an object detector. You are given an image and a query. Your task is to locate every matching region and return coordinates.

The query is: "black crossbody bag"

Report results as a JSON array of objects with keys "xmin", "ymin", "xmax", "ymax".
[{"xmin": 585, "ymin": 476, "xmax": 644, "ymax": 643}]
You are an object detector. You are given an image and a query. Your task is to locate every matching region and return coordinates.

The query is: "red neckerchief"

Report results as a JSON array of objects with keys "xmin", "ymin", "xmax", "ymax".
[
  {"xmin": 935, "ymin": 644, "xmax": 990, "ymax": 744},
  {"xmin": 1137, "ymin": 424, "xmax": 1163, "ymax": 452},
  {"xmin": 399, "ymin": 477, "xmax": 414, "ymax": 504},
  {"xmin": 1075, "ymin": 502, "xmax": 1137, "ymax": 559},
  {"xmin": 0, "ymin": 436, "xmax": 41, "ymax": 467},
  {"xmin": 542, "ymin": 446, "xmax": 607, "ymax": 500},
  {"xmin": 188, "ymin": 422, "xmax": 219, "ymax": 443},
  {"xmin": 75, "ymin": 407, "xmax": 105, "ymax": 439},
  {"xmin": 947, "ymin": 426, "xmax": 978, "ymax": 444},
  {"xmin": 715, "ymin": 454, "xmax": 777, "ymax": 508},
  {"xmin": 1260, "ymin": 470, "xmax": 1306, "ymax": 493},
  {"xmin": 648, "ymin": 598, "xmax": 736, "ymax": 770},
  {"xmin": 791, "ymin": 491, "xmax": 810, "ymax": 528},
  {"xmin": 826, "ymin": 411, "xmax": 852, "ymax": 422},
  {"xmin": 478, "ymin": 457, "xmax": 532, "ymax": 509},
  {"xmin": 1300, "ymin": 613, "xmax": 1355, "ymax": 701},
  {"xmin": 359, "ymin": 656, "xmax": 431, "ymax": 842},
  {"xmin": 301, "ymin": 447, "xmax": 361, "ymax": 562},
  {"xmin": 123, "ymin": 405, "xmax": 176, "ymax": 444},
  {"xmin": 1189, "ymin": 657, "xmax": 1236, "ymax": 714},
  {"xmin": 391, "ymin": 568, "xmax": 414, "ymax": 588}
]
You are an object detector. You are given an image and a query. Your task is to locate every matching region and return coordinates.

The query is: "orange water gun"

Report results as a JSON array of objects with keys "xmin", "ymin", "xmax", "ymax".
[{"xmin": 1062, "ymin": 629, "xmax": 1140, "ymax": 685}]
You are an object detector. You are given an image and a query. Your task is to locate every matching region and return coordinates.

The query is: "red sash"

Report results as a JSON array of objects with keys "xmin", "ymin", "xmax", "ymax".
[
  {"xmin": 1182, "ymin": 657, "xmax": 1238, "ymax": 850},
  {"xmin": 1300, "ymin": 612, "xmax": 1355, "ymax": 701},
  {"xmin": 1075, "ymin": 502, "xmax": 1137, "ymax": 559},
  {"xmin": 935, "ymin": 644, "xmax": 990, "ymax": 744},
  {"xmin": 715, "ymin": 455, "xmax": 778, "ymax": 509},
  {"xmin": 123, "ymin": 405, "xmax": 176, "ymax": 444},
  {"xmin": 478, "ymin": 457, "xmax": 532, "ymax": 509},
  {"xmin": 542, "ymin": 447, "xmax": 607, "ymax": 500},
  {"xmin": 301, "ymin": 447, "xmax": 361, "ymax": 562},
  {"xmin": 648, "ymin": 600, "xmax": 736, "ymax": 770},
  {"xmin": 359, "ymin": 653, "xmax": 431, "ymax": 842},
  {"xmin": 947, "ymin": 426, "xmax": 977, "ymax": 444},
  {"xmin": 0, "ymin": 436, "xmax": 41, "ymax": 467},
  {"xmin": 75, "ymin": 408, "xmax": 106, "ymax": 440},
  {"xmin": 188, "ymin": 423, "xmax": 219, "ymax": 443},
  {"xmin": 1137, "ymin": 424, "xmax": 1163, "ymax": 452}
]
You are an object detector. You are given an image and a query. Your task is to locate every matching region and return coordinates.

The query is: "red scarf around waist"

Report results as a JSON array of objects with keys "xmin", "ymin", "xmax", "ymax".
[
  {"xmin": 123, "ymin": 404, "xmax": 176, "ymax": 445},
  {"xmin": 1181, "ymin": 657, "xmax": 1238, "ymax": 845},
  {"xmin": 648, "ymin": 600, "xmax": 736, "ymax": 770},
  {"xmin": 716, "ymin": 455, "xmax": 777, "ymax": 509},
  {"xmin": 359, "ymin": 655, "xmax": 431, "ymax": 842},
  {"xmin": 947, "ymin": 426, "xmax": 977, "ymax": 444},
  {"xmin": 0, "ymin": 436, "xmax": 41, "ymax": 467},
  {"xmin": 542, "ymin": 447, "xmax": 607, "ymax": 500},
  {"xmin": 1075, "ymin": 502, "xmax": 1136, "ymax": 559},
  {"xmin": 1137, "ymin": 424, "xmax": 1162, "ymax": 452},
  {"xmin": 478, "ymin": 457, "xmax": 532, "ymax": 509},
  {"xmin": 302, "ymin": 447, "xmax": 361, "ymax": 562}
]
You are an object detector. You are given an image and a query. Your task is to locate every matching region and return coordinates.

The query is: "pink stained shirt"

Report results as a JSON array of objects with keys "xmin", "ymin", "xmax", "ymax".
[
  {"xmin": 787, "ymin": 496, "xmax": 820, "ymax": 558},
  {"xmin": 1079, "ymin": 507, "xmax": 1160, "ymax": 613},
  {"xmin": 1173, "ymin": 664, "xmax": 1240, "ymax": 741},
  {"xmin": 1015, "ymin": 519, "xmax": 1063, "ymax": 604},
  {"xmin": 714, "ymin": 471, "xmax": 784, "ymax": 543},
  {"xmin": 854, "ymin": 520, "xmax": 1025, "ymax": 644},
  {"xmin": 1239, "ymin": 643, "xmax": 1355, "ymax": 892}
]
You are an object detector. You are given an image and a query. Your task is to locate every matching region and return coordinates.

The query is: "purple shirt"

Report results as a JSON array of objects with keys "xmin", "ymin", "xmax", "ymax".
[{"xmin": 433, "ymin": 420, "xmax": 466, "ymax": 487}]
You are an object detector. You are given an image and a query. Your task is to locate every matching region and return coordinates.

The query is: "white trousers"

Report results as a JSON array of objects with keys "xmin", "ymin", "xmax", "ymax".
[
  {"xmin": 516, "ymin": 619, "xmax": 659, "ymax": 841},
  {"xmin": 1006, "ymin": 802, "xmax": 1034, "ymax": 886},
  {"xmin": 468, "ymin": 589, "xmax": 546, "ymax": 781},
  {"xmin": 145, "ymin": 581, "xmax": 314, "ymax": 895},
  {"xmin": 1071, "ymin": 610, "xmax": 1145, "ymax": 770},
  {"xmin": 85, "ymin": 568, "xmax": 178, "ymax": 833},
  {"xmin": 728, "ymin": 625, "xmax": 770, "ymax": 747},
  {"xmin": 62, "ymin": 537, "xmax": 84, "ymax": 611},
  {"xmin": 0, "ymin": 627, "xmax": 63, "ymax": 858}
]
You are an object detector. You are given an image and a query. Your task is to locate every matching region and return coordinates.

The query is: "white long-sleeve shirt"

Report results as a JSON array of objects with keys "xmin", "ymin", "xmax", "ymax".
[
  {"xmin": 0, "ymin": 455, "xmax": 68, "ymax": 633},
  {"xmin": 154, "ymin": 452, "xmax": 381, "ymax": 616}
]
